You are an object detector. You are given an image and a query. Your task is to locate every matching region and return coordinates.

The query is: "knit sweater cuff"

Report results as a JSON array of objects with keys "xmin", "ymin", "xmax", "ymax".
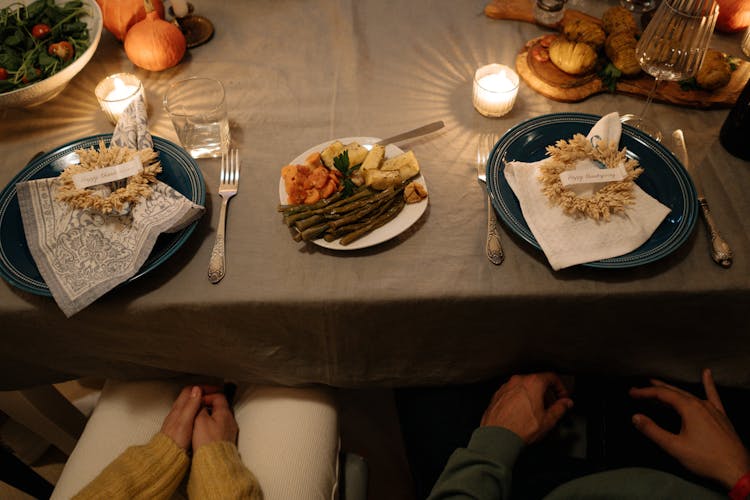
[
  {"xmin": 188, "ymin": 441, "xmax": 262, "ymax": 500},
  {"xmin": 74, "ymin": 432, "xmax": 189, "ymax": 500}
]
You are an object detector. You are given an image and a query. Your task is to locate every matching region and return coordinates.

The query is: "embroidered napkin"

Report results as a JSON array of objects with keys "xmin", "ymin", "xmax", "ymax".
[
  {"xmin": 16, "ymin": 96, "xmax": 204, "ymax": 316},
  {"xmin": 503, "ymin": 112, "xmax": 671, "ymax": 270}
]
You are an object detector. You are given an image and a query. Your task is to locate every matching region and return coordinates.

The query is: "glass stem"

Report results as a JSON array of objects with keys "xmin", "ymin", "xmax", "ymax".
[{"xmin": 637, "ymin": 77, "xmax": 661, "ymax": 120}]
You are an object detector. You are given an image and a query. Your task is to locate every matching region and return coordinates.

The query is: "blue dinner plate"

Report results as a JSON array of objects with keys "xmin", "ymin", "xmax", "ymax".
[
  {"xmin": 0, "ymin": 134, "xmax": 205, "ymax": 296},
  {"xmin": 486, "ymin": 113, "xmax": 698, "ymax": 269}
]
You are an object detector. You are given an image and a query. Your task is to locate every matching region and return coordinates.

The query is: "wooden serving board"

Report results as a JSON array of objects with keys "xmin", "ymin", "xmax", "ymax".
[
  {"xmin": 517, "ymin": 37, "xmax": 750, "ymax": 108},
  {"xmin": 485, "ymin": 0, "xmax": 601, "ymax": 27},
  {"xmin": 487, "ymin": 0, "xmax": 750, "ymax": 108}
]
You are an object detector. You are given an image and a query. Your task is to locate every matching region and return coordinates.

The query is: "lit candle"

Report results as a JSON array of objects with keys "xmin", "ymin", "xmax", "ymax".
[
  {"xmin": 95, "ymin": 73, "xmax": 145, "ymax": 125},
  {"xmin": 172, "ymin": 0, "xmax": 189, "ymax": 17},
  {"xmin": 472, "ymin": 64, "xmax": 520, "ymax": 118}
]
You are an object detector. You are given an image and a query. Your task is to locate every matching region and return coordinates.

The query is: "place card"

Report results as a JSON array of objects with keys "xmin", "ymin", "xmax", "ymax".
[
  {"xmin": 559, "ymin": 166, "xmax": 628, "ymax": 187},
  {"xmin": 72, "ymin": 157, "xmax": 143, "ymax": 190}
]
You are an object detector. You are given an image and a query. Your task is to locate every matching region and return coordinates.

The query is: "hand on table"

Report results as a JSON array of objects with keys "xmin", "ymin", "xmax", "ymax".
[
  {"xmin": 192, "ymin": 392, "xmax": 239, "ymax": 451},
  {"xmin": 481, "ymin": 372, "xmax": 574, "ymax": 444},
  {"xmin": 630, "ymin": 368, "xmax": 750, "ymax": 490}
]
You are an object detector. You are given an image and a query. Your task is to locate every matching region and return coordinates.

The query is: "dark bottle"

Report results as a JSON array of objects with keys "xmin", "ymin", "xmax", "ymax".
[{"xmin": 719, "ymin": 79, "xmax": 750, "ymax": 161}]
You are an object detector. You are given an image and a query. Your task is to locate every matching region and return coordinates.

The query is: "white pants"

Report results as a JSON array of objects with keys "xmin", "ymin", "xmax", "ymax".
[{"xmin": 51, "ymin": 379, "xmax": 340, "ymax": 500}]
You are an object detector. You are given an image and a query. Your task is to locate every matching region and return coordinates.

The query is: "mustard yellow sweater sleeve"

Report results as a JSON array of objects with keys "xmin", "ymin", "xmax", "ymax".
[
  {"xmin": 187, "ymin": 441, "xmax": 262, "ymax": 500},
  {"xmin": 73, "ymin": 432, "xmax": 189, "ymax": 500}
]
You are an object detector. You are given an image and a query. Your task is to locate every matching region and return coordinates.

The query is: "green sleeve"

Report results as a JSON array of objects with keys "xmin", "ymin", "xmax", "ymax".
[
  {"xmin": 545, "ymin": 467, "xmax": 726, "ymax": 500},
  {"xmin": 427, "ymin": 426, "xmax": 525, "ymax": 500}
]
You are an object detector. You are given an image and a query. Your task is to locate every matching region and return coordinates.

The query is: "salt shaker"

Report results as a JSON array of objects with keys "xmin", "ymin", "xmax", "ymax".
[
  {"xmin": 719, "ymin": 79, "xmax": 750, "ymax": 161},
  {"xmin": 534, "ymin": 0, "xmax": 566, "ymax": 27}
]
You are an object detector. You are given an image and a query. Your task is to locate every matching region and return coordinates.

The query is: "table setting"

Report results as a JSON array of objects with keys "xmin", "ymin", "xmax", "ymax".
[{"xmin": 0, "ymin": 0, "xmax": 748, "ymax": 390}]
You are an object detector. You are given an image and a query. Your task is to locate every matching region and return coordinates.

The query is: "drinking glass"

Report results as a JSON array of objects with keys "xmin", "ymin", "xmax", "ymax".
[
  {"xmin": 621, "ymin": 0, "xmax": 718, "ymax": 141},
  {"xmin": 164, "ymin": 77, "xmax": 230, "ymax": 159}
]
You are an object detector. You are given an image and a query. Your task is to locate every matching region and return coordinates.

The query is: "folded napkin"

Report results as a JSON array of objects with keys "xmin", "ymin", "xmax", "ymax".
[
  {"xmin": 16, "ymin": 96, "xmax": 204, "ymax": 316},
  {"xmin": 504, "ymin": 112, "xmax": 670, "ymax": 270}
]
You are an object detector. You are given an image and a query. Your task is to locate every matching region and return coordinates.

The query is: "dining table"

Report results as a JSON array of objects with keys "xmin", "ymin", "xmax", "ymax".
[{"xmin": 1, "ymin": 0, "xmax": 748, "ymax": 391}]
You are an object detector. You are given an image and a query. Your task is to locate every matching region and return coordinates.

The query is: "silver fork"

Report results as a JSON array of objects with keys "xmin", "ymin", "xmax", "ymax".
[
  {"xmin": 477, "ymin": 133, "xmax": 504, "ymax": 265},
  {"xmin": 208, "ymin": 148, "xmax": 240, "ymax": 283}
]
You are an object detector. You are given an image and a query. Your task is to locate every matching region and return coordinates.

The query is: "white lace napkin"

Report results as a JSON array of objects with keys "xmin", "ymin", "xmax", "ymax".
[
  {"xmin": 16, "ymin": 97, "xmax": 204, "ymax": 316},
  {"xmin": 504, "ymin": 112, "xmax": 670, "ymax": 270}
]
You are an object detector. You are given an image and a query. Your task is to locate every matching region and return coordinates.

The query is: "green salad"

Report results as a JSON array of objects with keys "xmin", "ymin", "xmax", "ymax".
[{"xmin": 0, "ymin": 0, "xmax": 90, "ymax": 93}]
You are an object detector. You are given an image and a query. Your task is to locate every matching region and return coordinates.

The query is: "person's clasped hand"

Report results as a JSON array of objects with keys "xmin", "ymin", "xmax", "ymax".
[
  {"xmin": 160, "ymin": 385, "xmax": 205, "ymax": 450},
  {"xmin": 630, "ymin": 368, "xmax": 750, "ymax": 490},
  {"xmin": 481, "ymin": 372, "xmax": 574, "ymax": 444},
  {"xmin": 193, "ymin": 392, "xmax": 239, "ymax": 451}
]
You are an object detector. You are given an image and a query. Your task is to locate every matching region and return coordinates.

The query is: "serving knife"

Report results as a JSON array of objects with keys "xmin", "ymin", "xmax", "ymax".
[{"xmin": 672, "ymin": 129, "xmax": 733, "ymax": 268}]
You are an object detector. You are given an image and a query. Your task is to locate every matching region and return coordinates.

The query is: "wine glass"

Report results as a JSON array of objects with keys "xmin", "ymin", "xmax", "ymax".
[{"xmin": 621, "ymin": 0, "xmax": 719, "ymax": 141}]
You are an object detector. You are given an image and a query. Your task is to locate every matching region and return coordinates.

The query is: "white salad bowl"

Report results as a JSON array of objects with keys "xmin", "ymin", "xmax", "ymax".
[{"xmin": 0, "ymin": 0, "xmax": 102, "ymax": 108}]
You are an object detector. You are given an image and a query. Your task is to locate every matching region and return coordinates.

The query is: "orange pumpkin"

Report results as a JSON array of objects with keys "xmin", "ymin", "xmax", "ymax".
[
  {"xmin": 715, "ymin": 0, "xmax": 750, "ymax": 33},
  {"xmin": 96, "ymin": 0, "xmax": 166, "ymax": 41},
  {"xmin": 124, "ymin": 0, "xmax": 186, "ymax": 71}
]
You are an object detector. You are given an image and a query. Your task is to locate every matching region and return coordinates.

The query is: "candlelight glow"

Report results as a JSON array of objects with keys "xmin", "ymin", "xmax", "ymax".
[
  {"xmin": 472, "ymin": 64, "xmax": 519, "ymax": 118},
  {"xmin": 95, "ymin": 73, "xmax": 145, "ymax": 125}
]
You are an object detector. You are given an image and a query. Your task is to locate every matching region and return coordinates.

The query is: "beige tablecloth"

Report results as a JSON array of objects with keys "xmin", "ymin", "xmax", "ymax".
[{"xmin": 1, "ymin": 0, "xmax": 749, "ymax": 390}]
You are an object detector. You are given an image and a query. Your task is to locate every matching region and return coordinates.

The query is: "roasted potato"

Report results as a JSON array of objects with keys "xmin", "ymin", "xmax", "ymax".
[
  {"xmin": 605, "ymin": 32, "xmax": 641, "ymax": 76},
  {"xmin": 549, "ymin": 37, "xmax": 598, "ymax": 75},
  {"xmin": 563, "ymin": 19, "xmax": 606, "ymax": 49},
  {"xmin": 602, "ymin": 6, "xmax": 638, "ymax": 35},
  {"xmin": 696, "ymin": 49, "xmax": 732, "ymax": 90}
]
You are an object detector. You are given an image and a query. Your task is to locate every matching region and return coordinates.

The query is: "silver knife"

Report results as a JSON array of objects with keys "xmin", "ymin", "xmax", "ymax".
[
  {"xmin": 672, "ymin": 129, "xmax": 733, "ymax": 268},
  {"xmin": 375, "ymin": 121, "xmax": 444, "ymax": 146}
]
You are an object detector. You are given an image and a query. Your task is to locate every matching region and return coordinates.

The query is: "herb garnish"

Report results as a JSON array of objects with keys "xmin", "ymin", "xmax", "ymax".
[
  {"xmin": 0, "ymin": 0, "xmax": 90, "ymax": 93},
  {"xmin": 599, "ymin": 63, "xmax": 622, "ymax": 93},
  {"xmin": 333, "ymin": 150, "xmax": 357, "ymax": 198}
]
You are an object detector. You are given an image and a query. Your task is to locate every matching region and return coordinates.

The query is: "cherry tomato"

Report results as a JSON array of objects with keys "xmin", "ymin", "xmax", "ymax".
[
  {"xmin": 0, "ymin": 68, "xmax": 8, "ymax": 80},
  {"xmin": 531, "ymin": 45, "xmax": 550, "ymax": 63},
  {"xmin": 539, "ymin": 34, "xmax": 557, "ymax": 48},
  {"xmin": 21, "ymin": 68, "xmax": 41, "ymax": 84},
  {"xmin": 31, "ymin": 24, "xmax": 51, "ymax": 39},
  {"xmin": 48, "ymin": 41, "xmax": 74, "ymax": 61}
]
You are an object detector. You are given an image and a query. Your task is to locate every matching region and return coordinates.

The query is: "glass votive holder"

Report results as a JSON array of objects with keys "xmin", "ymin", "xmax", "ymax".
[
  {"xmin": 472, "ymin": 64, "xmax": 520, "ymax": 118},
  {"xmin": 742, "ymin": 27, "xmax": 750, "ymax": 58},
  {"xmin": 95, "ymin": 73, "xmax": 146, "ymax": 125}
]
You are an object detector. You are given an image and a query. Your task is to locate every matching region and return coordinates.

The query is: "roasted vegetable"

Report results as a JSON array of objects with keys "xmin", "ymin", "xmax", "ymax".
[
  {"xmin": 280, "ymin": 186, "xmax": 406, "ymax": 245},
  {"xmin": 605, "ymin": 32, "xmax": 641, "ymax": 76},
  {"xmin": 363, "ymin": 150, "xmax": 420, "ymax": 190},
  {"xmin": 563, "ymin": 19, "xmax": 606, "ymax": 49},
  {"xmin": 549, "ymin": 37, "xmax": 598, "ymax": 75},
  {"xmin": 602, "ymin": 6, "xmax": 638, "ymax": 35},
  {"xmin": 696, "ymin": 49, "xmax": 732, "ymax": 90}
]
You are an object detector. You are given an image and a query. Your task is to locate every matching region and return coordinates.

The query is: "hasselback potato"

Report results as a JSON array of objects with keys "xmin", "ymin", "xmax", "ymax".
[
  {"xmin": 549, "ymin": 37, "xmax": 598, "ymax": 75},
  {"xmin": 696, "ymin": 49, "xmax": 732, "ymax": 89},
  {"xmin": 604, "ymin": 32, "xmax": 641, "ymax": 76},
  {"xmin": 563, "ymin": 19, "xmax": 606, "ymax": 48},
  {"xmin": 602, "ymin": 6, "xmax": 638, "ymax": 35}
]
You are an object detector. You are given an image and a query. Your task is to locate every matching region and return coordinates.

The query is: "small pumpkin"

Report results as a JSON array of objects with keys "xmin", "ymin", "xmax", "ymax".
[
  {"xmin": 715, "ymin": 0, "xmax": 750, "ymax": 33},
  {"xmin": 96, "ymin": 0, "xmax": 165, "ymax": 41},
  {"xmin": 124, "ymin": 0, "xmax": 186, "ymax": 71}
]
